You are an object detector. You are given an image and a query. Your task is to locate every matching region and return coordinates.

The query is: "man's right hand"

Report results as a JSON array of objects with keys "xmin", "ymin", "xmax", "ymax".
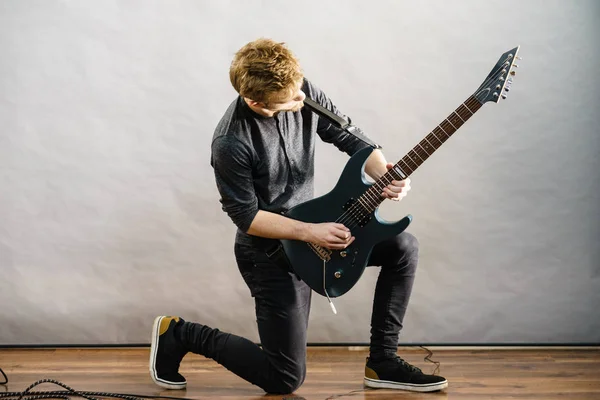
[{"xmin": 303, "ymin": 222, "xmax": 355, "ymax": 250}]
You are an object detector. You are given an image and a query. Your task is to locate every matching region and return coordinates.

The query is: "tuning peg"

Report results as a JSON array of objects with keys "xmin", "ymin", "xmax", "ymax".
[
  {"xmin": 510, "ymin": 70, "xmax": 516, "ymax": 76},
  {"xmin": 513, "ymin": 64, "xmax": 519, "ymax": 68},
  {"xmin": 501, "ymin": 93, "xmax": 508, "ymax": 99},
  {"xmin": 504, "ymin": 87, "xmax": 510, "ymax": 92},
  {"xmin": 516, "ymin": 56, "xmax": 522, "ymax": 60}
]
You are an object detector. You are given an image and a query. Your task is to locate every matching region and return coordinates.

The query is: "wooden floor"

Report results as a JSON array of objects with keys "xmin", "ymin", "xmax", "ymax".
[{"xmin": 1, "ymin": 347, "xmax": 599, "ymax": 399}]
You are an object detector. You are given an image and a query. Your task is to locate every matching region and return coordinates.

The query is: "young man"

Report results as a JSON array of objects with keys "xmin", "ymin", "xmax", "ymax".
[{"xmin": 149, "ymin": 38, "xmax": 448, "ymax": 394}]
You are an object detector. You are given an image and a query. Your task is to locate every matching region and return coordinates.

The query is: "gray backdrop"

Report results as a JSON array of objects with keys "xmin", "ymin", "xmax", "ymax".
[{"xmin": 1, "ymin": 0, "xmax": 598, "ymax": 345}]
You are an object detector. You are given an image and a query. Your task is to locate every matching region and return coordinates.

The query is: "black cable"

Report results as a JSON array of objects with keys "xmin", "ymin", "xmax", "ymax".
[
  {"xmin": 0, "ymin": 378, "xmax": 197, "ymax": 400},
  {"xmin": 419, "ymin": 345, "xmax": 441, "ymax": 375},
  {"xmin": 324, "ymin": 388, "xmax": 374, "ymax": 399},
  {"xmin": 0, "ymin": 368, "xmax": 7, "ymax": 385}
]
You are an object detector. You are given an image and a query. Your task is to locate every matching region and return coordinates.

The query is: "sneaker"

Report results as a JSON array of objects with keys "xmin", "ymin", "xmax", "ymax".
[
  {"xmin": 149, "ymin": 316, "xmax": 188, "ymax": 389},
  {"xmin": 364, "ymin": 356, "xmax": 448, "ymax": 392}
]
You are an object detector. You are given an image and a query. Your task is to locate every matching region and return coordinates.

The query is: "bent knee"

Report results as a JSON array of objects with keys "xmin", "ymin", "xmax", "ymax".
[
  {"xmin": 397, "ymin": 232, "xmax": 419, "ymax": 255},
  {"xmin": 262, "ymin": 366, "xmax": 306, "ymax": 394}
]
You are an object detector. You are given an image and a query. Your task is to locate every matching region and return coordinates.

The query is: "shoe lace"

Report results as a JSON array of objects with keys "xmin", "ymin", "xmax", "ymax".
[{"xmin": 395, "ymin": 357, "xmax": 423, "ymax": 374}]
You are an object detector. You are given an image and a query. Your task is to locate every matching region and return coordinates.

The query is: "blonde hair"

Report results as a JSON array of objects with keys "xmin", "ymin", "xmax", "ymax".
[{"xmin": 230, "ymin": 38, "xmax": 303, "ymax": 103}]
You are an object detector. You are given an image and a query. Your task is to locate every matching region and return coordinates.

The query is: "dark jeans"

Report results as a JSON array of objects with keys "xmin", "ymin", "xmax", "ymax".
[{"xmin": 174, "ymin": 232, "xmax": 419, "ymax": 394}]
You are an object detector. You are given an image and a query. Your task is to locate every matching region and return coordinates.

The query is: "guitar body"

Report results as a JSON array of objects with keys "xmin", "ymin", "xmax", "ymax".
[{"xmin": 281, "ymin": 147, "xmax": 412, "ymax": 298}]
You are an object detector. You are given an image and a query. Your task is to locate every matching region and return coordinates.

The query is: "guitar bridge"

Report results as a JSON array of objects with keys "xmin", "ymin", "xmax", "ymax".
[{"xmin": 307, "ymin": 243, "xmax": 332, "ymax": 262}]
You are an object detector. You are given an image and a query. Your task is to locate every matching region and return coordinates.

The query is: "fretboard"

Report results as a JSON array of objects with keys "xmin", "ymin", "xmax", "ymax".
[{"xmin": 358, "ymin": 95, "xmax": 483, "ymax": 213}]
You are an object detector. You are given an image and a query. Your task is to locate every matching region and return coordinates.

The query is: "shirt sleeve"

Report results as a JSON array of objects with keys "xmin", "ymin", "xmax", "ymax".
[
  {"xmin": 305, "ymin": 80, "xmax": 374, "ymax": 156},
  {"xmin": 211, "ymin": 136, "xmax": 259, "ymax": 232}
]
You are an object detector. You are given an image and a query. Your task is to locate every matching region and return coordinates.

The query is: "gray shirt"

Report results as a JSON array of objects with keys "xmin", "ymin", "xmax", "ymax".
[{"xmin": 211, "ymin": 79, "xmax": 373, "ymax": 247}]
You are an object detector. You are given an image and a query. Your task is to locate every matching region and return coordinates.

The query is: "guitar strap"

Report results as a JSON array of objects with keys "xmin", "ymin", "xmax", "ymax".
[{"xmin": 303, "ymin": 96, "xmax": 382, "ymax": 149}]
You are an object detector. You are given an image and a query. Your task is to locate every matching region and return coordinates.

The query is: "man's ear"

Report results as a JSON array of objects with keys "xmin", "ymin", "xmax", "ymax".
[{"xmin": 245, "ymin": 98, "xmax": 263, "ymax": 107}]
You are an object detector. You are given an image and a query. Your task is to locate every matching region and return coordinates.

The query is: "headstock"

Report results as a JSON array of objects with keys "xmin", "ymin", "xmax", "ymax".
[{"xmin": 474, "ymin": 46, "xmax": 521, "ymax": 104}]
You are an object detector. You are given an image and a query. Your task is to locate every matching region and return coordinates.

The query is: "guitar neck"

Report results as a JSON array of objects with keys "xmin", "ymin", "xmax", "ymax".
[{"xmin": 362, "ymin": 95, "xmax": 484, "ymax": 210}]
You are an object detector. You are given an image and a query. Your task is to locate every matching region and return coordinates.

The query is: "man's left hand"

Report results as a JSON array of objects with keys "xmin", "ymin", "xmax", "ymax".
[{"xmin": 380, "ymin": 163, "xmax": 411, "ymax": 202}]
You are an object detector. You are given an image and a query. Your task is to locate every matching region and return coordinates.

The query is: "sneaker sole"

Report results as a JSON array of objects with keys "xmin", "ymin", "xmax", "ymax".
[
  {"xmin": 149, "ymin": 316, "xmax": 187, "ymax": 390},
  {"xmin": 364, "ymin": 377, "xmax": 448, "ymax": 392}
]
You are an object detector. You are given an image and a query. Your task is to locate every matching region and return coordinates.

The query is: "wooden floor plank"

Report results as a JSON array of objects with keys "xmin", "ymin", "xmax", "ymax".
[{"xmin": 0, "ymin": 347, "xmax": 599, "ymax": 399}]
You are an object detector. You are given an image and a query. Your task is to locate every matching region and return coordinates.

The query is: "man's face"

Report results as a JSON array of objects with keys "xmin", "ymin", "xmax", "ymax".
[{"xmin": 263, "ymin": 82, "xmax": 306, "ymax": 115}]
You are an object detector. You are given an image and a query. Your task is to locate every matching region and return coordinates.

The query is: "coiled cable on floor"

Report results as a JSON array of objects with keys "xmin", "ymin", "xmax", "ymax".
[
  {"xmin": 0, "ymin": 377, "xmax": 196, "ymax": 400},
  {"xmin": 420, "ymin": 346, "xmax": 441, "ymax": 375},
  {"xmin": 0, "ymin": 367, "xmax": 7, "ymax": 385}
]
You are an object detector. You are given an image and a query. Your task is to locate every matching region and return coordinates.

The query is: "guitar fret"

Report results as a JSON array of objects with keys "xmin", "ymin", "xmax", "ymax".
[
  {"xmin": 416, "ymin": 142, "xmax": 430, "ymax": 158},
  {"xmin": 428, "ymin": 131, "xmax": 444, "ymax": 146},
  {"xmin": 463, "ymin": 102, "xmax": 475, "ymax": 115},
  {"xmin": 404, "ymin": 154, "xmax": 419, "ymax": 170},
  {"xmin": 422, "ymin": 136, "xmax": 437, "ymax": 152},
  {"xmin": 466, "ymin": 97, "xmax": 482, "ymax": 113},
  {"xmin": 458, "ymin": 103, "xmax": 474, "ymax": 117},
  {"xmin": 411, "ymin": 149, "xmax": 425, "ymax": 163},
  {"xmin": 367, "ymin": 187, "xmax": 382, "ymax": 205},
  {"xmin": 437, "ymin": 124, "xmax": 450, "ymax": 139},
  {"xmin": 441, "ymin": 120, "xmax": 456, "ymax": 135},
  {"xmin": 399, "ymin": 159, "xmax": 414, "ymax": 174},
  {"xmin": 371, "ymin": 186, "xmax": 384, "ymax": 203},
  {"xmin": 409, "ymin": 154, "xmax": 420, "ymax": 168},
  {"xmin": 453, "ymin": 111, "xmax": 466, "ymax": 123},
  {"xmin": 445, "ymin": 118, "xmax": 458, "ymax": 131},
  {"xmin": 450, "ymin": 112, "xmax": 465, "ymax": 128},
  {"xmin": 412, "ymin": 148, "xmax": 426, "ymax": 164},
  {"xmin": 373, "ymin": 179, "xmax": 385, "ymax": 193},
  {"xmin": 362, "ymin": 190, "xmax": 378, "ymax": 208}
]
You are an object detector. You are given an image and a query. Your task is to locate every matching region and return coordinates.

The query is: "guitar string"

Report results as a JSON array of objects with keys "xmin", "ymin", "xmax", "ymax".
[
  {"xmin": 333, "ymin": 56, "xmax": 513, "ymax": 231},
  {"xmin": 332, "ymin": 95, "xmax": 478, "ymax": 229},
  {"xmin": 336, "ymin": 95, "xmax": 481, "ymax": 228},
  {"xmin": 335, "ymin": 94, "xmax": 479, "ymax": 230},
  {"xmin": 336, "ymin": 68, "xmax": 503, "ymax": 227},
  {"xmin": 332, "ymin": 98, "xmax": 470, "ymax": 230}
]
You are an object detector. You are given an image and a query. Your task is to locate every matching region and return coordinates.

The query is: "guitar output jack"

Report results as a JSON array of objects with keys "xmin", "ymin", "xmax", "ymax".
[{"xmin": 334, "ymin": 271, "xmax": 342, "ymax": 279}]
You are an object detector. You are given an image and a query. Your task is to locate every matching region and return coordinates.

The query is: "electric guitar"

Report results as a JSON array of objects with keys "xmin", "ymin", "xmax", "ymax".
[{"xmin": 280, "ymin": 46, "xmax": 521, "ymax": 300}]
